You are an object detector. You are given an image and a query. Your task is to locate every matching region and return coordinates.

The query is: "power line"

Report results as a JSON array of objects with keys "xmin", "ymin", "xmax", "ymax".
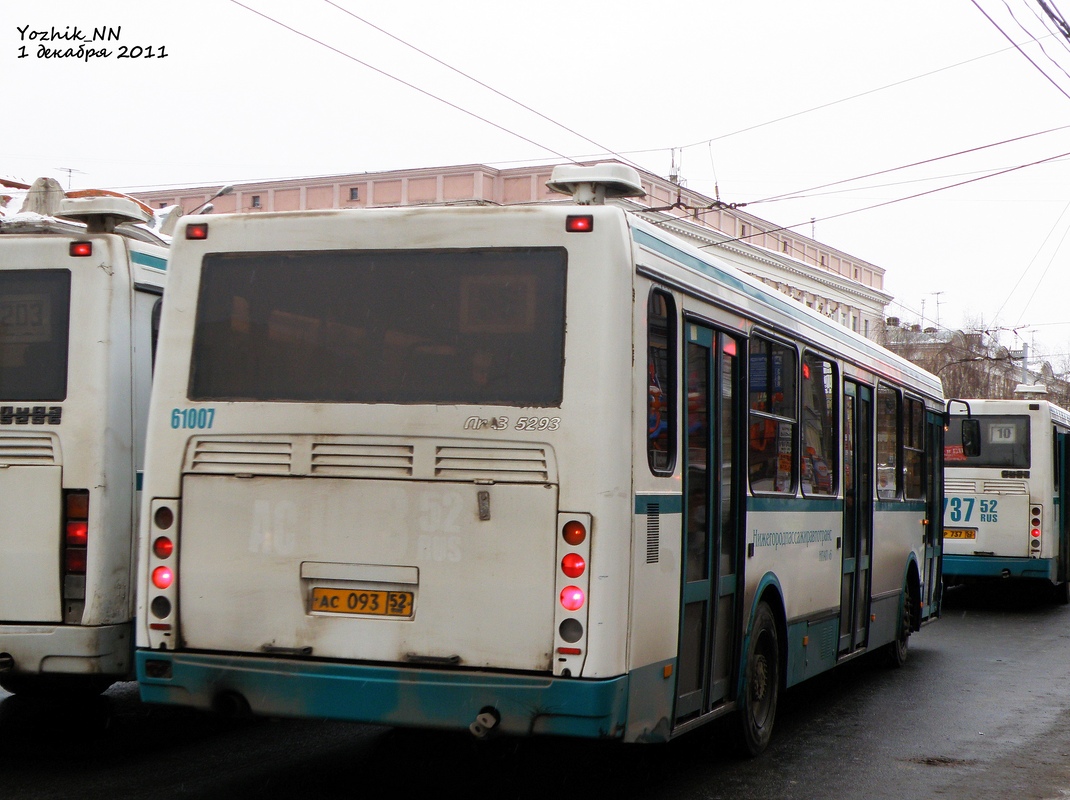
[
  {"xmin": 319, "ymin": 1, "xmax": 645, "ymax": 173},
  {"xmin": 970, "ymin": 0, "xmax": 1070, "ymax": 102},
  {"xmin": 744, "ymin": 122, "xmax": 1070, "ymax": 206},
  {"xmin": 227, "ymin": 0, "xmax": 580, "ymax": 164},
  {"xmin": 676, "ymin": 38, "xmax": 1044, "ymax": 151},
  {"xmin": 694, "ymin": 146, "xmax": 1070, "ymax": 249}
]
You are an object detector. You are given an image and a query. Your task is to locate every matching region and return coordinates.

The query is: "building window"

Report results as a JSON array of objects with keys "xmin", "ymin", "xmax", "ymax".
[
  {"xmin": 251, "ymin": 195, "xmax": 261, "ymax": 209},
  {"xmin": 158, "ymin": 202, "xmax": 167, "ymax": 209},
  {"xmin": 820, "ymin": 254, "xmax": 828, "ymax": 267},
  {"xmin": 781, "ymin": 238, "xmax": 790, "ymax": 254},
  {"xmin": 740, "ymin": 223, "xmax": 748, "ymax": 239},
  {"xmin": 349, "ymin": 187, "xmax": 359, "ymax": 201}
]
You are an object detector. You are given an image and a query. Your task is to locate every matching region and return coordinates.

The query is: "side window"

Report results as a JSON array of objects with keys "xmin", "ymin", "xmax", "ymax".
[
  {"xmin": 802, "ymin": 353, "xmax": 837, "ymax": 496},
  {"xmin": 1055, "ymin": 425, "xmax": 1060, "ymax": 492},
  {"xmin": 151, "ymin": 296, "xmax": 163, "ymax": 370},
  {"xmin": 876, "ymin": 385, "xmax": 900, "ymax": 499},
  {"xmin": 748, "ymin": 336, "xmax": 797, "ymax": 494},
  {"xmin": 647, "ymin": 289, "xmax": 676, "ymax": 474},
  {"xmin": 903, "ymin": 397, "xmax": 926, "ymax": 499}
]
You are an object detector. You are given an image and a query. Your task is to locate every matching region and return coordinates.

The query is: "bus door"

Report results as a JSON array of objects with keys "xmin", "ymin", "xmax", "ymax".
[
  {"xmin": 676, "ymin": 324, "xmax": 742, "ymax": 722},
  {"xmin": 1057, "ymin": 431, "xmax": 1070, "ymax": 587},
  {"xmin": 840, "ymin": 382, "xmax": 873, "ymax": 655},
  {"xmin": 923, "ymin": 410, "xmax": 945, "ymax": 616}
]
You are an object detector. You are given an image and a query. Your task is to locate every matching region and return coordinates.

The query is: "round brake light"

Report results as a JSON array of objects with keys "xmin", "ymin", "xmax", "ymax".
[
  {"xmin": 561, "ymin": 553, "xmax": 586, "ymax": 578},
  {"xmin": 562, "ymin": 520, "xmax": 586, "ymax": 546},
  {"xmin": 560, "ymin": 585, "xmax": 585, "ymax": 611},
  {"xmin": 153, "ymin": 537, "xmax": 174, "ymax": 559},
  {"xmin": 152, "ymin": 565, "xmax": 174, "ymax": 590}
]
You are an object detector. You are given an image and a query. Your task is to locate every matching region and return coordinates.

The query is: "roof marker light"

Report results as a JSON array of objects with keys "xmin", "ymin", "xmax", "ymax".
[
  {"xmin": 186, "ymin": 222, "xmax": 209, "ymax": 240},
  {"xmin": 69, "ymin": 241, "xmax": 92, "ymax": 257},
  {"xmin": 566, "ymin": 215, "xmax": 594, "ymax": 233}
]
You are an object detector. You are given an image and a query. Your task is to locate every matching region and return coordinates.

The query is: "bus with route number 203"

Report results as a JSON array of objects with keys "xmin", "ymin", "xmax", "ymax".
[
  {"xmin": 135, "ymin": 163, "xmax": 944, "ymax": 753},
  {"xmin": 943, "ymin": 395, "xmax": 1070, "ymax": 601},
  {"xmin": 0, "ymin": 180, "xmax": 167, "ymax": 695}
]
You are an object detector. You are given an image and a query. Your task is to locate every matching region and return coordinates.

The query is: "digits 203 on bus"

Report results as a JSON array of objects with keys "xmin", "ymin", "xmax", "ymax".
[
  {"xmin": 944, "ymin": 395, "xmax": 1070, "ymax": 602},
  {"xmin": 135, "ymin": 163, "xmax": 944, "ymax": 753},
  {"xmin": 0, "ymin": 180, "xmax": 167, "ymax": 695}
]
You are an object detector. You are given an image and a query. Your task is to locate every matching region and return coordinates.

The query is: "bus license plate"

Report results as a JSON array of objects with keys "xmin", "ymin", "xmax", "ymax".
[
  {"xmin": 943, "ymin": 529, "xmax": 977, "ymax": 540},
  {"xmin": 311, "ymin": 587, "xmax": 414, "ymax": 617}
]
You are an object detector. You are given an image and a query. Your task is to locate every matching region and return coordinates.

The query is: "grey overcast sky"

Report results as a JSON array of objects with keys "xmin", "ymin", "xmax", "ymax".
[{"xmin": 8, "ymin": 1, "xmax": 1070, "ymax": 365}]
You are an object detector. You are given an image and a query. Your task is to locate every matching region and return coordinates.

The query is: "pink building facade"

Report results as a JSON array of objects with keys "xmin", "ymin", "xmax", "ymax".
[{"xmin": 134, "ymin": 162, "xmax": 891, "ymax": 339}]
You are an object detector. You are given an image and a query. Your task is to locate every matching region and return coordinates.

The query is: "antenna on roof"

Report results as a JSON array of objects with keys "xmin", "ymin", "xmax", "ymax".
[{"xmin": 546, "ymin": 164, "xmax": 645, "ymax": 205}]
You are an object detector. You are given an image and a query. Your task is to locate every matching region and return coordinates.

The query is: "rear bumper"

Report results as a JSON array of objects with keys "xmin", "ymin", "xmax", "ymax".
[
  {"xmin": 943, "ymin": 554, "xmax": 1058, "ymax": 581},
  {"xmin": 0, "ymin": 622, "xmax": 132, "ymax": 677},
  {"xmin": 137, "ymin": 650, "xmax": 629, "ymax": 739}
]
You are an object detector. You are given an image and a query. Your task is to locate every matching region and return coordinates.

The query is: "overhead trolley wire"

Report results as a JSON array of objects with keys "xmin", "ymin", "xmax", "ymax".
[
  {"xmin": 320, "ymin": 1, "xmax": 647, "ymax": 173},
  {"xmin": 228, "ymin": 0, "xmax": 581, "ymax": 164},
  {"xmin": 970, "ymin": 0, "xmax": 1070, "ymax": 101}
]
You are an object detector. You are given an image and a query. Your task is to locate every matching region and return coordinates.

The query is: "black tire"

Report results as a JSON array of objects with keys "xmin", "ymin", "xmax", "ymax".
[
  {"xmin": 1052, "ymin": 580, "xmax": 1070, "ymax": 605},
  {"xmin": 883, "ymin": 590, "xmax": 912, "ymax": 668},
  {"xmin": 739, "ymin": 601, "xmax": 779, "ymax": 756},
  {"xmin": 0, "ymin": 673, "xmax": 113, "ymax": 698}
]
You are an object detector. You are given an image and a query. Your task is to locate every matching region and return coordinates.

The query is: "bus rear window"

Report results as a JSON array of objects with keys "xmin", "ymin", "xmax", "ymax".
[
  {"xmin": 189, "ymin": 248, "xmax": 567, "ymax": 405},
  {"xmin": 0, "ymin": 269, "xmax": 71, "ymax": 401},
  {"xmin": 945, "ymin": 415, "xmax": 1030, "ymax": 468}
]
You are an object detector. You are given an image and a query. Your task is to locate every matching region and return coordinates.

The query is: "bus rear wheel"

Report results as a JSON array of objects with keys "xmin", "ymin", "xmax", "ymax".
[
  {"xmin": 739, "ymin": 601, "xmax": 779, "ymax": 756},
  {"xmin": 883, "ymin": 591, "xmax": 912, "ymax": 668}
]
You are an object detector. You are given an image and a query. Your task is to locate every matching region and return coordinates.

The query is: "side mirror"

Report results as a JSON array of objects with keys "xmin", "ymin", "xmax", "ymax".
[{"xmin": 961, "ymin": 418, "xmax": 981, "ymax": 457}]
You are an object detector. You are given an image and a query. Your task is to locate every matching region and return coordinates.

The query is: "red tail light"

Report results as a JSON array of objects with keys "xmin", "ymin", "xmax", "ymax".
[
  {"xmin": 562, "ymin": 520, "xmax": 586, "ymax": 546},
  {"xmin": 153, "ymin": 536, "xmax": 174, "ymax": 559},
  {"xmin": 63, "ymin": 490, "xmax": 90, "ymax": 600},
  {"xmin": 66, "ymin": 521, "xmax": 88, "ymax": 546},
  {"xmin": 152, "ymin": 566, "xmax": 174, "ymax": 590},
  {"xmin": 560, "ymin": 586, "xmax": 585, "ymax": 611},
  {"xmin": 561, "ymin": 553, "xmax": 586, "ymax": 578}
]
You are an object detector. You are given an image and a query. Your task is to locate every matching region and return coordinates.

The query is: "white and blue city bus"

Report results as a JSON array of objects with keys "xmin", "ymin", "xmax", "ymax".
[
  {"xmin": 135, "ymin": 163, "xmax": 943, "ymax": 753},
  {"xmin": 0, "ymin": 183, "xmax": 167, "ymax": 695},
  {"xmin": 944, "ymin": 396, "xmax": 1070, "ymax": 601}
]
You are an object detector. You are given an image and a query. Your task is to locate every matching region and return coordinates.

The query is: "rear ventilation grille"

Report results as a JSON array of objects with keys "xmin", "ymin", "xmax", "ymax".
[
  {"xmin": 189, "ymin": 439, "xmax": 292, "ymax": 475},
  {"xmin": 980, "ymin": 479, "xmax": 1028, "ymax": 495},
  {"xmin": 944, "ymin": 478, "xmax": 978, "ymax": 493},
  {"xmin": 0, "ymin": 434, "xmax": 58, "ymax": 465},
  {"xmin": 311, "ymin": 442, "xmax": 414, "ymax": 478},
  {"xmin": 435, "ymin": 445, "xmax": 549, "ymax": 483},
  {"xmin": 645, "ymin": 504, "xmax": 660, "ymax": 563},
  {"xmin": 184, "ymin": 436, "xmax": 557, "ymax": 483}
]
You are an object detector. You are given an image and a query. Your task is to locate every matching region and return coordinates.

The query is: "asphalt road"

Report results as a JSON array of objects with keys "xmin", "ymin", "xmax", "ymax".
[{"xmin": 2, "ymin": 581, "xmax": 1070, "ymax": 799}]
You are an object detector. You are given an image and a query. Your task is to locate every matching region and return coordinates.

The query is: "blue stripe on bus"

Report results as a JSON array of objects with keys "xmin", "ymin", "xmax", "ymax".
[
  {"xmin": 131, "ymin": 250, "xmax": 167, "ymax": 271},
  {"xmin": 875, "ymin": 500, "xmax": 928, "ymax": 512},
  {"xmin": 747, "ymin": 496, "xmax": 844, "ymax": 513},
  {"xmin": 136, "ymin": 650, "xmax": 630, "ymax": 739},
  {"xmin": 634, "ymin": 494, "xmax": 683, "ymax": 514},
  {"xmin": 943, "ymin": 554, "xmax": 1058, "ymax": 581}
]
